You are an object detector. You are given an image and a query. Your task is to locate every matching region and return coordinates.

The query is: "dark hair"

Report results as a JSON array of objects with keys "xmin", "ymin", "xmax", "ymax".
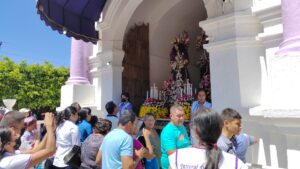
[
  {"xmin": 71, "ymin": 102, "xmax": 81, "ymax": 112},
  {"xmin": 57, "ymin": 106, "xmax": 77, "ymax": 125},
  {"xmin": 0, "ymin": 111, "xmax": 25, "ymax": 128},
  {"xmin": 193, "ymin": 110, "xmax": 223, "ymax": 169},
  {"xmin": 121, "ymin": 92, "xmax": 130, "ymax": 99},
  {"xmin": 89, "ymin": 115, "xmax": 98, "ymax": 128},
  {"xmin": 83, "ymin": 107, "xmax": 92, "ymax": 115},
  {"xmin": 0, "ymin": 127, "xmax": 12, "ymax": 159},
  {"xmin": 221, "ymin": 108, "xmax": 242, "ymax": 121},
  {"xmin": 105, "ymin": 101, "xmax": 117, "ymax": 115},
  {"xmin": 94, "ymin": 118, "xmax": 112, "ymax": 135},
  {"xmin": 139, "ymin": 112, "xmax": 155, "ymax": 131},
  {"xmin": 118, "ymin": 110, "xmax": 136, "ymax": 126},
  {"xmin": 197, "ymin": 88, "xmax": 207, "ymax": 95},
  {"xmin": 78, "ymin": 108, "xmax": 89, "ymax": 121}
]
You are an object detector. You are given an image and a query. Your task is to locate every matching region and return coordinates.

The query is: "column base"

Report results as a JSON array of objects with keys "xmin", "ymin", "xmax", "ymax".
[
  {"xmin": 276, "ymin": 35, "xmax": 300, "ymax": 56},
  {"xmin": 66, "ymin": 76, "xmax": 90, "ymax": 85},
  {"xmin": 58, "ymin": 84, "xmax": 99, "ymax": 115}
]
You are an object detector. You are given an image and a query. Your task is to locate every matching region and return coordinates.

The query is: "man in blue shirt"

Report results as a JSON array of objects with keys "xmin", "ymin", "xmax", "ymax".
[
  {"xmin": 96, "ymin": 110, "xmax": 140, "ymax": 169},
  {"xmin": 190, "ymin": 89, "xmax": 212, "ymax": 144},
  {"xmin": 118, "ymin": 92, "xmax": 133, "ymax": 118},
  {"xmin": 78, "ymin": 109, "xmax": 93, "ymax": 143}
]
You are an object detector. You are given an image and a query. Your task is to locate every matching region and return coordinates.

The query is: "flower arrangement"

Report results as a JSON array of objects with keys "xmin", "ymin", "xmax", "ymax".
[
  {"xmin": 139, "ymin": 106, "xmax": 168, "ymax": 119},
  {"xmin": 139, "ymin": 97, "xmax": 168, "ymax": 118}
]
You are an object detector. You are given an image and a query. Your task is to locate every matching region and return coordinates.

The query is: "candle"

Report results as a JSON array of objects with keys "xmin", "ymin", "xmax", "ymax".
[
  {"xmin": 194, "ymin": 88, "xmax": 197, "ymax": 95},
  {"xmin": 180, "ymin": 88, "xmax": 183, "ymax": 97},
  {"xmin": 146, "ymin": 90, "xmax": 149, "ymax": 99},
  {"xmin": 158, "ymin": 91, "xmax": 161, "ymax": 100},
  {"xmin": 150, "ymin": 87, "xmax": 153, "ymax": 98},
  {"xmin": 154, "ymin": 85, "xmax": 158, "ymax": 99}
]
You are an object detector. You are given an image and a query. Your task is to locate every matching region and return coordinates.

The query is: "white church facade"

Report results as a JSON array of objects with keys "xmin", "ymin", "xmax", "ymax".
[{"xmin": 59, "ymin": 0, "xmax": 300, "ymax": 168}]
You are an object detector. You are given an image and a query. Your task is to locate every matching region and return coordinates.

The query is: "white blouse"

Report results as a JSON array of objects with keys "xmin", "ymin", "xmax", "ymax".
[
  {"xmin": 169, "ymin": 147, "xmax": 248, "ymax": 169},
  {"xmin": 53, "ymin": 120, "xmax": 80, "ymax": 167},
  {"xmin": 0, "ymin": 152, "xmax": 31, "ymax": 169}
]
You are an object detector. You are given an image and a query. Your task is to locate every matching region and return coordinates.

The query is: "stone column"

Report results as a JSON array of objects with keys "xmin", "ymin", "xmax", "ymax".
[
  {"xmin": 66, "ymin": 38, "xmax": 90, "ymax": 85},
  {"xmin": 277, "ymin": 0, "xmax": 300, "ymax": 55},
  {"xmin": 59, "ymin": 38, "xmax": 95, "ymax": 110}
]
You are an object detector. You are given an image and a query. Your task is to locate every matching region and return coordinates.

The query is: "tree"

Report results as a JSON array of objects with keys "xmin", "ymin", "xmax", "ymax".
[{"xmin": 0, "ymin": 56, "xmax": 69, "ymax": 116}]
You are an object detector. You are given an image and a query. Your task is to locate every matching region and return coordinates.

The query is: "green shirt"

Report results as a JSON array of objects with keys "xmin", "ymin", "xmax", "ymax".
[{"xmin": 160, "ymin": 122, "xmax": 190, "ymax": 169}]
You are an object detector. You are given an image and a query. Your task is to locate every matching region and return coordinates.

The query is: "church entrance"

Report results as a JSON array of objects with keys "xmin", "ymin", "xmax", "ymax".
[{"xmin": 122, "ymin": 23, "xmax": 150, "ymax": 113}]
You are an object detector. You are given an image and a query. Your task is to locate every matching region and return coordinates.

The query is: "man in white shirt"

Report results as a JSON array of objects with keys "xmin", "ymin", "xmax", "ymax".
[{"xmin": 105, "ymin": 101, "xmax": 119, "ymax": 130}]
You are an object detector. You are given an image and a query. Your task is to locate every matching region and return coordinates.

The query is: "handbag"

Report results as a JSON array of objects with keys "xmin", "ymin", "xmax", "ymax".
[
  {"xmin": 44, "ymin": 157, "xmax": 54, "ymax": 169},
  {"xmin": 63, "ymin": 145, "xmax": 82, "ymax": 169}
]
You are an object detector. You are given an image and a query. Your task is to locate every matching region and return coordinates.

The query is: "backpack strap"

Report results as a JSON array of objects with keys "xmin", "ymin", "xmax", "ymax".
[
  {"xmin": 175, "ymin": 149, "xmax": 178, "ymax": 169},
  {"xmin": 235, "ymin": 156, "xmax": 238, "ymax": 169}
]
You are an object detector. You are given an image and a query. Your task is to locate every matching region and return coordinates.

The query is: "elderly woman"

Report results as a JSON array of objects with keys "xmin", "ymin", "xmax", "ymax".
[{"xmin": 80, "ymin": 118, "xmax": 112, "ymax": 169}]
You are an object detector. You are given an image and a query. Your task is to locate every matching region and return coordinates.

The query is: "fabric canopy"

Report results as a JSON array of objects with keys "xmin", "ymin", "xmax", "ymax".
[{"xmin": 36, "ymin": 0, "xmax": 107, "ymax": 44}]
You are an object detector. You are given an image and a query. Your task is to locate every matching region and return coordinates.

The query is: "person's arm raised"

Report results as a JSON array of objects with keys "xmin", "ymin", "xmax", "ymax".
[
  {"xmin": 142, "ymin": 128, "xmax": 155, "ymax": 159},
  {"xmin": 28, "ymin": 113, "xmax": 56, "ymax": 168}
]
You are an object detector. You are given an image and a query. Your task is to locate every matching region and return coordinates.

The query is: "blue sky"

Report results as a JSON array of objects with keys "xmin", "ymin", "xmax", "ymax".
[{"xmin": 0, "ymin": 0, "xmax": 70, "ymax": 67}]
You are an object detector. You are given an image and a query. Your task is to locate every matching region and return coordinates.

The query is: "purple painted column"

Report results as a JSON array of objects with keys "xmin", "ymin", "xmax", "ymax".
[
  {"xmin": 277, "ymin": 0, "xmax": 300, "ymax": 55},
  {"xmin": 83, "ymin": 42, "xmax": 93, "ymax": 82},
  {"xmin": 66, "ymin": 38, "xmax": 90, "ymax": 85}
]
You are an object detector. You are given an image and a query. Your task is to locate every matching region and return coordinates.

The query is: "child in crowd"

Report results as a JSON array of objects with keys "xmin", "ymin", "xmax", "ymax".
[
  {"xmin": 20, "ymin": 116, "xmax": 38, "ymax": 150},
  {"xmin": 217, "ymin": 108, "xmax": 242, "ymax": 155}
]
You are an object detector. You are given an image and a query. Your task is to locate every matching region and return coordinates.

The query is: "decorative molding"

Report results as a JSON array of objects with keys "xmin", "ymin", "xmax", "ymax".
[
  {"xmin": 200, "ymin": 10, "xmax": 263, "ymax": 43},
  {"xmin": 254, "ymin": 5, "xmax": 282, "ymax": 28},
  {"xmin": 258, "ymin": 33, "xmax": 282, "ymax": 48},
  {"xmin": 95, "ymin": 0, "xmax": 123, "ymax": 31},
  {"xmin": 204, "ymin": 37, "xmax": 263, "ymax": 51},
  {"xmin": 90, "ymin": 65, "xmax": 124, "ymax": 77},
  {"xmin": 250, "ymin": 106, "xmax": 300, "ymax": 118}
]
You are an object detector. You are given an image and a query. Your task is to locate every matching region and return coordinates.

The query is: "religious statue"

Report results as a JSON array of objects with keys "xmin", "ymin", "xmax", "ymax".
[{"xmin": 170, "ymin": 31, "xmax": 190, "ymax": 83}]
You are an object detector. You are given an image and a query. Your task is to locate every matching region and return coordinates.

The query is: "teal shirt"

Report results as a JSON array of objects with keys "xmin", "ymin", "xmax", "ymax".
[{"xmin": 160, "ymin": 123, "xmax": 190, "ymax": 169}]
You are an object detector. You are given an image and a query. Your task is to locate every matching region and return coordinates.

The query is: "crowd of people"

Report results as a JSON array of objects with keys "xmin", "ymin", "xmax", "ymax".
[{"xmin": 0, "ymin": 90, "xmax": 257, "ymax": 169}]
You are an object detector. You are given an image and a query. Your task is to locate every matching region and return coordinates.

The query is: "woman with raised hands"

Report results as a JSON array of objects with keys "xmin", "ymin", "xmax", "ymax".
[{"xmin": 0, "ymin": 112, "xmax": 56, "ymax": 169}]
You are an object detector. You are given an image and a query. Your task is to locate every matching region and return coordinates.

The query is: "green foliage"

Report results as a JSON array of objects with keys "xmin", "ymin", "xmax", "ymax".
[{"xmin": 0, "ymin": 56, "xmax": 69, "ymax": 113}]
